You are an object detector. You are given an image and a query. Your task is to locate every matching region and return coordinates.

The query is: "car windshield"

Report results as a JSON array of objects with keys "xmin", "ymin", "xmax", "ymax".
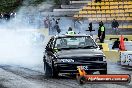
[{"xmin": 55, "ymin": 36, "xmax": 98, "ymax": 49}]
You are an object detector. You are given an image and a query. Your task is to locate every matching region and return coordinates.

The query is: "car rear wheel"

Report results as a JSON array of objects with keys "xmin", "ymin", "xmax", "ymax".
[{"xmin": 99, "ymin": 70, "xmax": 107, "ymax": 74}]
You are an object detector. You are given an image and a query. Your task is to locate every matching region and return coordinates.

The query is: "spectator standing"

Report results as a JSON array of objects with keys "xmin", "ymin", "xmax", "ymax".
[
  {"xmin": 88, "ymin": 22, "xmax": 92, "ymax": 32},
  {"xmin": 44, "ymin": 17, "xmax": 50, "ymax": 28},
  {"xmin": 10, "ymin": 12, "xmax": 16, "ymax": 18},
  {"xmin": 112, "ymin": 39, "xmax": 120, "ymax": 49},
  {"xmin": 54, "ymin": 24, "xmax": 61, "ymax": 35},
  {"xmin": 50, "ymin": 18, "xmax": 56, "ymax": 34},
  {"xmin": 0, "ymin": 13, "xmax": 3, "ymax": 22},
  {"xmin": 66, "ymin": 27, "xmax": 76, "ymax": 35},
  {"xmin": 98, "ymin": 21, "xmax": 105, "ymax": 43},
  {"xmin": 88, "ymin": 22, "xmax": 93, "ymax": 36},
  {"xmin": 0, "ymin": 13, "xmax": 2, "ymax": 19},
  {"xmin": 54, "ymin": 18, "xmax": 61, "ymax": 35},
  {"xmin": 111, "ymin": 19, "xmax": 119, "ymax": 35},
  {"xmin": 55, "ymin": 18, "xmax": 60, "ymax": 25},
  {"xmin": 3, "ymin": 12, "xmax": 10, "ymax": 20}
]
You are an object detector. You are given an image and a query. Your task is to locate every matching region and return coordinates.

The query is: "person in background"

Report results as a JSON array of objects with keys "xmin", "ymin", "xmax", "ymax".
[
  {"xmin": 55, "ymin": 18, "xmax": 60, "ymax": 25},
  {"xmin": 50, "ymin": 18, "xmax": 55, "ymax": 34},
  {"xmin": 66, "ymin": 27, "xmax": 76, "ymax": 35},
  {"xmin": 44, "ymin": 17, "xmax": 50, "ymax": 28},
  {"xmin": 54, "ymin": 18, "xmax": 61, "ymax": 35},
  {"xmin": 3, "ymin": 12, "xmax": 10, "ymax": 20},
  {"xmin": 88, "ymin": 22, "xmax": 93, "ymax": 36},
  {"xmin": 98, "ymin": 21, "xmax": 105, "ymax": 43},
  {"xmin": 0, "ymin": 13, "xmax": 2, "ymax": 19},
  {"xmin": 112, "ymin": 39, "xmax": 120, "ymax": 49},
  {"xmin": 0, "ymin": 13, "xmax": 3, "ymax": 22},
  {"xmin": 10, "ymin": 12, "xmax": 16, "ymax": 18},
  {"xmin": 112, "ymin": 19, "xmax": 119, "ymax": 35},
  {"xmin": 55, "ymin": 24, "xmax": 61, "ymax": 35},
  {"xmin": 88, "ymin": 22, "xmax": 92, "ymax": 32}
]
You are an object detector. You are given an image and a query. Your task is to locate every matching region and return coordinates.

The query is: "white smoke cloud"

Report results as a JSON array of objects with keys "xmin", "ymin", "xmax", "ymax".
[
  {"xmin": 0, "ymin": 1, "xmax": 53, "ymax": 71},
  {"xmin": 0, "ymin": 0, "xmax": 88, "ymax": 71}
]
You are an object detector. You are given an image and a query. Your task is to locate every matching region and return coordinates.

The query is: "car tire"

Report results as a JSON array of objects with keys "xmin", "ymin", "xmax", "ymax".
[
  {"xmin": 99, "ymin": 70, "xmax": 107, "ymax": 74},
  {"xmin": 77, "ymin": 76, "xmax": 86, "ymax": 84},
  {"xmin": 52, "ymin": 62, "xmax": 59, "ymax": 78},
  {"xmin": 44, "ymin": 58, "xmax": 52, "ymax": 77},
  {"xmin": 52, "ymin": 68, "xmax": 58, "ymax": 78}
]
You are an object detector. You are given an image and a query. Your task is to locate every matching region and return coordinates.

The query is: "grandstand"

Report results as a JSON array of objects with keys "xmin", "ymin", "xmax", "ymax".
[
  {"xmin": 51, "ymin": 0, "xmax": 132, "ymax": 34},
  {"xmin": 73, "ymin": 0, "xmax": 132, "ymax": 31}
]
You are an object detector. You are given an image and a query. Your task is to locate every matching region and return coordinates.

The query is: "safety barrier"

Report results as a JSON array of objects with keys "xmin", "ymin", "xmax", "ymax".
[
  {"xmin": 105, "ymin": 35, "xmax": 132, "ymax": 41},
  {"xmin": 96, "ymin": 35, "xmax": 132, "ymax": 62},
  {"xmin": 109, "ymin": 38, "xmax": 128, "ymax": 41}
]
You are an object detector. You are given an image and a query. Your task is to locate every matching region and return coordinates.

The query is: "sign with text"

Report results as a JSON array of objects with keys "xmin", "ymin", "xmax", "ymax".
[{"xmin": 77, "ymin": 74, "xmax": 131, "ymax": 84}]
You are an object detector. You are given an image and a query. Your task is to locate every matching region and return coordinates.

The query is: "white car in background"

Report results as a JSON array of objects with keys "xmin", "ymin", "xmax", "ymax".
[{"xmin": 120, "ymin": 51, "xmax": 132, "ymax": 67}]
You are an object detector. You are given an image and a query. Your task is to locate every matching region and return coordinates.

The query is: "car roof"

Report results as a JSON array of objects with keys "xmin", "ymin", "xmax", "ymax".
[{"xmin": 52, "ymin": 34, "xmax": 91, "ymax": 38}]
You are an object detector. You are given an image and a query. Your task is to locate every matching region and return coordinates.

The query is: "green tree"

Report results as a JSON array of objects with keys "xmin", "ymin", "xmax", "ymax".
[{"xmin": 0, "ymin": 0, "xmax": 22, "ymax": 12}]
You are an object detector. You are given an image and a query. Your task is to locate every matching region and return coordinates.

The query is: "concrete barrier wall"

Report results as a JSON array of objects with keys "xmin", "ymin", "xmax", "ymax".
[
  {"xmin": 93, "ymin": 35, "xmax": 132, "ymax": 41},
  {"xmin": 105, "ymin": 35, "xmax": 132, "ymax": 41}
]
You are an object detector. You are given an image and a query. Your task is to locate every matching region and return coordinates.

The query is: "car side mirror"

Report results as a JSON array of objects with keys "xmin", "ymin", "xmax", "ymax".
[
  {"xmin": 98, "ymin": 45, "xmax": 103, "ymax": 50},
  {"xmin": 100, "ymin": 47, "xmax": 103, "ymax": 50}
]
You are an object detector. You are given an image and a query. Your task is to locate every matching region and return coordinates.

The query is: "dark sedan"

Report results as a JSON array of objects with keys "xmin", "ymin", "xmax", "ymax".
[{"xmin": 43, "ymin": 35, "xmax": 107, "ymax": 78}]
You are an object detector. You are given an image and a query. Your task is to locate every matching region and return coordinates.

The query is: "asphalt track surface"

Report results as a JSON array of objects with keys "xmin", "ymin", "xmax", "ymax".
[{"xmin": 0, "ymin": 62, "xmax": 132, "ymax": 88}]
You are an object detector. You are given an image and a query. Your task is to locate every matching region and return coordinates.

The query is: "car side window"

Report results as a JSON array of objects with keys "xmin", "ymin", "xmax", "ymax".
[{"xmin": 85, "ymin": 37, "xmax": 96, "ymax": 46}]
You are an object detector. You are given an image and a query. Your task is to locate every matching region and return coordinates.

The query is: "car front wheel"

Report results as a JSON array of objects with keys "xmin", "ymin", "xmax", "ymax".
[
  {"xmin": 44, "ymin": 58, "xmax": 52, "ymax": 77},
  {"xmin": 52, "ymin": 62, "xmax": 59, "ymax": 78},
  {"xmin": 99, "ymin": 70, "xmax": 107, "ymax": 74}
]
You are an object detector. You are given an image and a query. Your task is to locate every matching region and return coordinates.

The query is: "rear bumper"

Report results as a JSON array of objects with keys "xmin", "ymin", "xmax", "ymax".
[{"xmin": 54, "ymin": 62, "xmax": 107, "ymax": 73}]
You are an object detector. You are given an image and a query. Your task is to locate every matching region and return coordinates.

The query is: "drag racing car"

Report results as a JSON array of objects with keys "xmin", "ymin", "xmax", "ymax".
[{"xmin": 43, "ymin": 34, "xmax": 107, "ymax": 77}]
